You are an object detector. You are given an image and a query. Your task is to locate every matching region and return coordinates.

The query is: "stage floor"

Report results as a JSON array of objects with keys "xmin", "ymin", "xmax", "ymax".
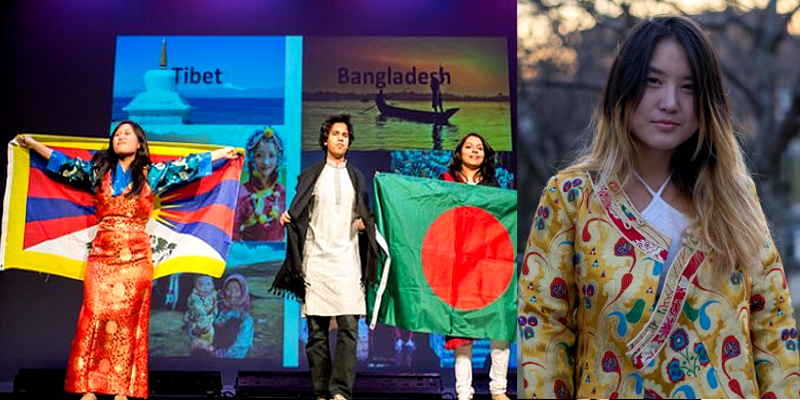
[{"xmin": 4, "ymin": 369, "xmax": 517, "ymax": 399}]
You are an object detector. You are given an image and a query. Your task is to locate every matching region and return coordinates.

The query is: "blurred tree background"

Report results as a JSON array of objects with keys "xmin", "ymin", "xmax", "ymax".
[{"xmin": 517, "ymin": 0, "xmax": 800, "ymax": 289}]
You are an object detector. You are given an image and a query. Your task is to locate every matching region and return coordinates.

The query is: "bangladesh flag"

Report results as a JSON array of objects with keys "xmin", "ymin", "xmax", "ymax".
[{"xmin": 368, "ymin": 173, "xmax": 517, "ymax": 342}]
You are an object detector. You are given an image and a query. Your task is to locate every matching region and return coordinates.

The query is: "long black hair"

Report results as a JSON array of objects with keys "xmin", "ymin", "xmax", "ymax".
[
  {"xmin": 597, "ymin": 15, "xmax": 725, "ymax": 198},
  {"xmin": 92, "ymin": 120, "xmax": 152, "ymax": 197},
  {"xmin": 567, "ymin": 15, "xmax": 768, "ymax": 277},
  {"xmin": 447, "ymin": 132, "xmax": 497, "ymax": 186}
]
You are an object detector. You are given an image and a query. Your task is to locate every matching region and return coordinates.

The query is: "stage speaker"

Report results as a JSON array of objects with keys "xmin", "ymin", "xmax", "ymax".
[
  {"xmin": 149, "ymin": 370, "xmax": 222, "ymax": 398},
  {"xmin": 235, "ymin": 371, "xmax": 313, "ymax": 398},
  {"xmin": 13, "ymin": 369, "xmax": 76, "ymax": 397},
  {"xmin": 353, "ymin": 372, "xmax": 441, "ymax": 400}
]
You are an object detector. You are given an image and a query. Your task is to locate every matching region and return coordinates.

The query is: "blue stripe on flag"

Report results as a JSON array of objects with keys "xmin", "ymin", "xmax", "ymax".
[{"xmin": 26, "ymin": 197, "xmax": 95, "ymax": 222}]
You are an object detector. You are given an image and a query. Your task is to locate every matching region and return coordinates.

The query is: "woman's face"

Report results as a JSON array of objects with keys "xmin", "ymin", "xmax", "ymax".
[
  {"xmin": 112, "ymin": 123, "xmax": 141, "ymax": 158},
  {"xmin": 224, "ymin": 280, "xmax": 243, "ymax": 302},
  {"xmin": 630, "ymin": 37, "xmax": 699, "ymax": 159},
  {"xmin": 460, "ymin": 135, "xmax": 485, "ymax": 170},
  {"xmin": 252, "ymin": 141, "xmax": 278, "ymax": 179}
]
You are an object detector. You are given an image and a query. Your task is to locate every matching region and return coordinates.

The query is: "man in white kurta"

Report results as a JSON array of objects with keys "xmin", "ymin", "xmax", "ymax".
[
  {"xmin": 280, "ymin": 114, "xmax": 366, "ymax": 400},
  {"xmin": 303, "ymin": 160, "xmax": 366, "ymax": 317}
]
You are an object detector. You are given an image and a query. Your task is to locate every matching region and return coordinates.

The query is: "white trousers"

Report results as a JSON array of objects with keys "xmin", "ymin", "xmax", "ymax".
[{"xmin": 454, "ymin": 340, "xmax": 510, "ymax": 399}]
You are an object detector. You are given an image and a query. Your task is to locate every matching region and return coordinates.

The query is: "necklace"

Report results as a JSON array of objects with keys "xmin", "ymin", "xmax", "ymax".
[{"xmin": 241, "ymin": 180, "xmax": 281, "ymax": 229}]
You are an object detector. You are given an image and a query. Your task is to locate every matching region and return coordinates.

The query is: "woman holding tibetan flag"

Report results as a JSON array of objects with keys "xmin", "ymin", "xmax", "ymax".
[
  {"xmin": 441, "ymin": 132, "xmax": 510, "ymax": 400},
  {"xmin": 519, "ymin": 16, "xmax": 799, "ymax": 399},
  {"xmin": 17, "ymin": 120, "xmax": 237, "ymax": 400}
]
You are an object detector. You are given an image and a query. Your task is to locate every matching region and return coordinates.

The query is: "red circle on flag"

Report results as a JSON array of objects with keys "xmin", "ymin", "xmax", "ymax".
[{"xmin": 421, "ymin": 206, "xmax": 514, "ymax": 310}]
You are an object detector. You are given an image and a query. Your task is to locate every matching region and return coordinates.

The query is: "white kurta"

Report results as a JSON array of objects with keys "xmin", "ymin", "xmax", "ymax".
[{"xmin": 302, "ymin": 161, "xmax": 365, "ymax": 316}]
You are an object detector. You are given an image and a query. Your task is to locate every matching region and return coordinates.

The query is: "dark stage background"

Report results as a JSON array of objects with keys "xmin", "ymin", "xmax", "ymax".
[{"xmin": 0, "ymin": 0, "xmax": 516, "ymax": 394}]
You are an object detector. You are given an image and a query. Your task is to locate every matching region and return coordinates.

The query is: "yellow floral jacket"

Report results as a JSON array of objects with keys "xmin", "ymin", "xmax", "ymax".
[{"xmin": 519, "ymin": 170, "xmax": 800, "ymax": 399}]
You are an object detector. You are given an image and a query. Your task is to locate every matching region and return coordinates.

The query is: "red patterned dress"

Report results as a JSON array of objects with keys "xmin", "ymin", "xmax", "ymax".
[{"xmin": 47, "ymin": 150, "xmax": 211, "ymax": 398}]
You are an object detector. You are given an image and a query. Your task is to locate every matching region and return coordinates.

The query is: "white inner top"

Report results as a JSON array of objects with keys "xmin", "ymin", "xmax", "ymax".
[{"xmin": 633, "ymin": 171, "xmax": 691, "ymax": 297}]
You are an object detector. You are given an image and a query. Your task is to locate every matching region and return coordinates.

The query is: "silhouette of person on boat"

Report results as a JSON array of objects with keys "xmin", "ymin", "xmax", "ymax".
[
  {"xmin": 376, "ymin": 89, "xmax": 388, "ymax": 109},
  {"xmin": 430, "ymin": 76, "xmax": 444, "ymax": 113},
  {"xmin": 374, "ymin": 89, "xmax": 459, "ymax": 125}
]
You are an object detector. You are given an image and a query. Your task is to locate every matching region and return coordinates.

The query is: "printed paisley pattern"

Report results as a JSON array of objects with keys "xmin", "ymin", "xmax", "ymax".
[{"xmin": 519, "ymin": 170, "xmax": 800, "ymax": 399}]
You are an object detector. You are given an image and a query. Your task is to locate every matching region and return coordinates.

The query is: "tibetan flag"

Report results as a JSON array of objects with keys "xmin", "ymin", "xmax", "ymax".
[
  {"xmin": 368, "ymin": 173, "xmax": 517, "ymax": 342},
  {"xmin": 1, "ymin": 134, "xmax": 243, "ymax": 280}
]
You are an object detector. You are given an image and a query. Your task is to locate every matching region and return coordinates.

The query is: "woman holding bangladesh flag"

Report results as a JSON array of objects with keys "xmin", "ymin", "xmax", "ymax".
[
  {"xmin": 370, "ymin": 132, "xmax": 517, "ymax": 399},
  {"xmin": 16, "ymin": 121, "xmax": 237, "ymax": 400},
  {"xmin": 441, "ymin": 132, "xmax": 510, "ymax": 400}
]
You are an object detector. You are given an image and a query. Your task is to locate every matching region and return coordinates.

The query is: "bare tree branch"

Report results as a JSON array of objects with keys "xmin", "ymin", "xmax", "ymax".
[
  {"xmin": 701, "ymin": 7, "xmax": 757, "ymax": 36},
  {"xmin": 534, "ymin": 78, "xmax": 605, "ymax": 92},
  {"xmin": 719, "ymin": 62, "xmax": 763, "ymax": 116},
  {"xmin": 760, "ymin": 76, "xmax": 800, "ymax": 176}
]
